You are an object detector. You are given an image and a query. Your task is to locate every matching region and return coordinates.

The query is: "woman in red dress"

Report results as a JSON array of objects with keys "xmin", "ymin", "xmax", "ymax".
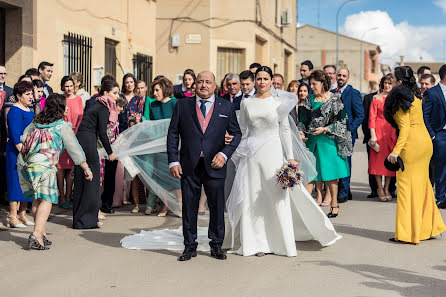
[
  {"xmin": 368, "ymin": 74, "xmax": 397, "ymax": 202},
  {"xmin": 57, "ymin": 76, "xmax": 84, "ymax": 208}
]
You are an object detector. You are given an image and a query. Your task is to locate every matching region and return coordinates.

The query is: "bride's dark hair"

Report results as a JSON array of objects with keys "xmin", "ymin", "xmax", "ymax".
[
  {"xmin": 394, "ymin": 66, "xmax": 422, "ymax": 99},
  {"xmin": 34, "ymin": 93, "xmax": 66, "ymax": 124},
  {"xmin": 255, "ymin": 66, "xmax": 273, "ymax": 79}
]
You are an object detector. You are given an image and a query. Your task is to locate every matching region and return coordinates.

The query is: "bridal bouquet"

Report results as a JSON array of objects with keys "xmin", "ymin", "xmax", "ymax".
[{"xmin": 276, "ymin": 162, "xmax": 304, "ymax": 190}]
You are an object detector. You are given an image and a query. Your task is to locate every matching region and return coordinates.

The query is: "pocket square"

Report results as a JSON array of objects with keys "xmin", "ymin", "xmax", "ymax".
[{"xmin": 219, "ymin": 114, "xmax": 228, "ymax": 118}]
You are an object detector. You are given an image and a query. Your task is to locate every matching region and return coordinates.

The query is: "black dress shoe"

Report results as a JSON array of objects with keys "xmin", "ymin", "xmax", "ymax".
[
  {"xmin": 337, "ymin": 196, "xmax": 348, "ymax": 203},
  {"xmin": 101, "ymin": 207, "xmax": 115, "ymax": 214},
  {"xmin": 348, "ymin": 194, "xmax": 353, "ymax": 200},
  {"xmin": 178, "ymin": 247, "xmax": 197, "ymax": 261},
  {"xmin": 367, "ymin": 192, "xmax": 378, "ymax": 198},
  {"xmin": 437, "ymin": 202, "xmax": 446, "ymax": 209},
  {"xmin": 210, "ymin": 246, "xmax": 227, "ymax": 260}
]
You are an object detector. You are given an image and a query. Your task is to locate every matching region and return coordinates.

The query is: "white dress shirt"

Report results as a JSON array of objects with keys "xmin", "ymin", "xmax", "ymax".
[
  {"xmin": 244, "ymin": 89, "xmax": 256, "ymax": 98},
  {"xmin": 335, "ymin": 83, "xmax": 348, "ymax": 94},
  {"xmin": 230, "ymin": 90, "xmax": 242, "ymax": 102},
  {"xmin": 196, "ymin": 94, "xmax": 215, "ymax": 116}
]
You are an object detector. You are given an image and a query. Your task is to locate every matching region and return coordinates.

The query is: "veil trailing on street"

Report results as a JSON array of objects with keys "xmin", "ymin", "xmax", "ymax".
[{"xmin": 225, "ymin": 89, "xmax": 322, "ymax": 248}]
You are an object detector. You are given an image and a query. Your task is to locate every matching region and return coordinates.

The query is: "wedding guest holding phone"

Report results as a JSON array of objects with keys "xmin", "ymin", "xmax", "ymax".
[{"xmin": 368, "ymin": 74, "xmax": 397, "ymax": 202}]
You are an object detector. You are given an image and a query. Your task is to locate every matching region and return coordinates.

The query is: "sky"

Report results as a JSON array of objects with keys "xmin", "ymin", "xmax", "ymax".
[{"xmin": 298, "ymin": 0, "xmax": 446, "ymax": 66}]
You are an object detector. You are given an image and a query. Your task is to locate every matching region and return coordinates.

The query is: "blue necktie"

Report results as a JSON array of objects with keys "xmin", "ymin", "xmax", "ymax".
[{"xmin": 200, "ymin": 100, "xmax": 207, "ymax": 117}]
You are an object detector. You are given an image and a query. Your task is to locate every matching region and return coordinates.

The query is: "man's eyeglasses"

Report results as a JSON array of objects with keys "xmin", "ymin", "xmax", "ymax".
[{"xmin": 0, "ymin": 73, "xmax": 7, "ymax": 76}]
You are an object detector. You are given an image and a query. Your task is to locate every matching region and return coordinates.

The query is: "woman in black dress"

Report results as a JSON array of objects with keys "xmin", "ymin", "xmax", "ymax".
[{"xmin": 72, "ymin": 80, "xmax": 118, "ymax": 229}]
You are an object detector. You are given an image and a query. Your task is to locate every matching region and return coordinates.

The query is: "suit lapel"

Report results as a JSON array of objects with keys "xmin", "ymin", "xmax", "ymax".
[
  {"xmin": 190, "ymin": 98, "xmax": 203, "ymax": 134},
  {"xmin": 204, "ymin": 98, "xmax": 221, "ymax": 136}
]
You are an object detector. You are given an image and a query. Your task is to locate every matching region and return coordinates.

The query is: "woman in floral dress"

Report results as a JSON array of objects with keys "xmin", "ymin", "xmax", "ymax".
[{"xmin": 18, "ymin": 94, "xmax": 92, "ymax": 250}]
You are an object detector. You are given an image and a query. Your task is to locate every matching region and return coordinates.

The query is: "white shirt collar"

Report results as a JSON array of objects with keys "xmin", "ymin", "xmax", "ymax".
[
  {"xmin": 247, "ymin": 89, "xmax": 256, "ymax": 96},
  {"xmin": 439, "ymin": 82, "xmax": 446, "ymax": 93},
  {"xmin": 196, "ymin": 94, "xmax": 215, "ymax": 103},
  {"xmin": 330, "ymin": 81, "xmax": 338, "ymax": 91},
  {"xmin": 232, "ymin": 90, "xmax": 242, "ymax": 99}
]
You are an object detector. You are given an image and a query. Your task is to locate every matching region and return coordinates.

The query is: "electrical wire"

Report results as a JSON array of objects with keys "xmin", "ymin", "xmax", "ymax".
[
  {"xmin": 56, "ymin": 0, "xmax": 127, "ymax": 24},
  {"xmin": 159, "ymin": 16, "xmax": 296, "ymax": 51}
]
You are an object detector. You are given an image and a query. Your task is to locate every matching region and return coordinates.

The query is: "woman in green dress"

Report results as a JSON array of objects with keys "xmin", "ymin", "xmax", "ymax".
[
  {"xmin": 146, "ymin": 77, "xmax": 180, "ymax": 216},
  {"xmin": 298, "ymin": 70, "xmax": 352, "ymax": 218},
  {"xmin": 18, "ymin": 94, "xmax": 92, "ymax": 249}
]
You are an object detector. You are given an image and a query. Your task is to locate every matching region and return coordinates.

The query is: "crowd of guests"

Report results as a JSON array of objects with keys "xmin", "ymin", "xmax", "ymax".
[{"xmin": 0, "ymin": 58, "xmax": 445, "ymax": 248}]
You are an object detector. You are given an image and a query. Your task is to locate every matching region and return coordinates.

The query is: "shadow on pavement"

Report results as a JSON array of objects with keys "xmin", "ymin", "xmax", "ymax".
[
  {"xmin": 306, "ymin": 260, "xmax": 446, "ymax": 297},
  {"xmin": 333, "ymin": 224, "xmax": 393, "ymax": 242}
]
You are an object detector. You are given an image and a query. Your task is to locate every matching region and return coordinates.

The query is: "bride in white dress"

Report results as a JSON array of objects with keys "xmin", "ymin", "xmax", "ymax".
[
  {"xmin": 224, "ymin": 66, "xmax": 341, "ymax": 257},
  {"xmin": 113, "ymin": 67, "xmax": 341, "ymax": 255}
]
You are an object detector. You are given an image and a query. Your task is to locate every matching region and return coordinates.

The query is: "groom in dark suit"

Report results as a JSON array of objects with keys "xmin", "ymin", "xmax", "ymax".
[
  {"xmin": 423, "ymin": 64, "xmax": 446, "ymax": 208},
  {"xmin": 167, "ymin": 71, "xmax": 242, "ymax": 261}
]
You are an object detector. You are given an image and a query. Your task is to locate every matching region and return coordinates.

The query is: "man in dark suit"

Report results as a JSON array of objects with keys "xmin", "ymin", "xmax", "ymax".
[
  {"xmin": 167, "ymin": 71, "xmax": 242, "ymax": 261},
  {"xmin": 0, "ymin": 65, "xmax": 12, "ymax": 203},
  {"xmin": 333, "ymin": 67, "xmax": 365, "ymax": 203},
  {"xmin": 221, "ymin": 72, "xmax": 243, "ymax": 110},
  {"xmin": 423, "ymin": 64, "xmax": 446, "ymax": 208},
  {"xmin": 38, "ymin": 61, "xmax": 54, "ymax": 97},
  {"xmin": 298, "ymin": 60, "xmax": 314, "ymax": 94},
  {"xmin": 240, "ymin": 70, "xmax": 256, "ymax": 98}
]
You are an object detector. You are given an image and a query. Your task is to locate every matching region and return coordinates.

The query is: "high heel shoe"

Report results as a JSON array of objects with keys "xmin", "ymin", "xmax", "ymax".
[
  {"xmin": 28, "ymin": 233, "xmax": 50, "ymax": 250},
  {"xmin": 157, "ymin": 211, "xmax": 168, "ymax": 217},
  {"xmin": 6, "ymin": 216, "xmax": 27, "ymax": 228},
  {"xmin": 327, "ymin": 205, "xmax": 339, "ymax": 218},
  {"xmin": 19, "ymin": 215, "xmax": 35, "ymax": 226},
  {"xmin": 42, "ymin": 234, "xmax": 52, "ymax": 246}
]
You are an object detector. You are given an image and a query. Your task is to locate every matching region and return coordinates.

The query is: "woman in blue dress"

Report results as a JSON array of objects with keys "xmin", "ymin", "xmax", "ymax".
[{"xmin": 5, "ymin": 81, "xmax": 35, "ymax": 228}]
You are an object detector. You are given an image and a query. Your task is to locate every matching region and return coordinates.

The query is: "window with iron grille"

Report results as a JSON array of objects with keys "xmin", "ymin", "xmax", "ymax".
[
  {"xmin": 105, "ymin": 39, "xmax": 118, "ymax": 78},
  {"xmin": 133, "ymin": 53, "xmax": 153, "ymax": 89},
  {"xmin": 63, "ymin": 32, "xmax": 92, "ymax": 92}
]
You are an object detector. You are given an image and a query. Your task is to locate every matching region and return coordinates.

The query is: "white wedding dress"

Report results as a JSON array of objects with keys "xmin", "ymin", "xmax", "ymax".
[
  {"xmin": 223, "ymin": 92, "xmax": 341, "ymax": 257},
  {"xmin": 118, "ymin": 91, "xmax": 341, "ymax": 256}
]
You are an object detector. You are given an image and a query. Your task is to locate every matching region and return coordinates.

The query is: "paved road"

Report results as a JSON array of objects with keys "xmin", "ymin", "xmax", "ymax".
[{"xmin": 1, "ymin": 140, "xmax": 446, "ymax": 297}]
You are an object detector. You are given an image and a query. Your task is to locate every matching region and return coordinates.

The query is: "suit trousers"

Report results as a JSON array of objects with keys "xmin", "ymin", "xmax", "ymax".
[
  {"xmin": 433, "ymin": 130, "xmax": 446, "ymax": 203},
  {"xmin": 181, "ymin": 158, "xmax": 225, "ymax": 249},
  {"xmin": 338, "ymin": 139, "xmax": 355, "ymax": 199},
  {"xmin": 101, "ymin": 160, "xmax": 117, "ymax": 209}
]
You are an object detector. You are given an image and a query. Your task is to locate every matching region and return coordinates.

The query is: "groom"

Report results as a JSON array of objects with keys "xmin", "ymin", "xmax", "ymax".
[{"xmin": 167, "ymin": 71, "xmax": 242, "ymax": 261}]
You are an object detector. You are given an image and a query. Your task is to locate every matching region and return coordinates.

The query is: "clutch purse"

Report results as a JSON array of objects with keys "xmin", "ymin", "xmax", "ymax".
[{"xmin": 368, "ymin": 140, "xmax": 380, "ymax": 153}]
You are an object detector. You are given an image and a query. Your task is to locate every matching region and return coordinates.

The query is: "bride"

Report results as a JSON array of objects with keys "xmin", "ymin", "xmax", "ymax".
[
  {"xmin": 110, "ymin": 67, "xmax": 341, "ymax": 256},
  {"xmin": 224, "ymin": 66, "xmax": 341, "ymax": 257}
]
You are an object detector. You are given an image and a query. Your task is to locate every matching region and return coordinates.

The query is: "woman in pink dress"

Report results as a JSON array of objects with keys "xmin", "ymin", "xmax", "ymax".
[
  {"xmin": 57, "ymin": 76, "xmax": 84, "ymax": 208},
  {"xmin": 368, "ymin": 74, "xmax": 397, "ymax": 202}
]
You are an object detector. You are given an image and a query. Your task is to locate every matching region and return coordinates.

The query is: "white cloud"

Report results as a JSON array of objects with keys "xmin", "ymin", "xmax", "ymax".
[
  {"xmin": 434, "ymin": 0, "xmax": 446, "ymax": 13},
  {"xmin": 340, "ymin": 10, "xmax": 446, "ymax": 66}
]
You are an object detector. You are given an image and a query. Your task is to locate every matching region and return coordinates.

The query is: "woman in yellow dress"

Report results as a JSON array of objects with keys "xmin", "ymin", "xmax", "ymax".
[{"xmin": 384, "ymin": 66, "xmax": 446, "ymax": 244}]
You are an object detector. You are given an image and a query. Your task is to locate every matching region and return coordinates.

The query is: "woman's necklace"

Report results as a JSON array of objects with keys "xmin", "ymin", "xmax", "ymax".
[{"xmin": 16, "ymin": 101, "xmax": 30, "ymax": 111}]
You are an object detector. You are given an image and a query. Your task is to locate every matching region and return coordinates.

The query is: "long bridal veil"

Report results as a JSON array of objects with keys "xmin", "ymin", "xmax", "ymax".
[{"xmin": 99, "ymin": 119, "xmax": 182, "ymax": 216}]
